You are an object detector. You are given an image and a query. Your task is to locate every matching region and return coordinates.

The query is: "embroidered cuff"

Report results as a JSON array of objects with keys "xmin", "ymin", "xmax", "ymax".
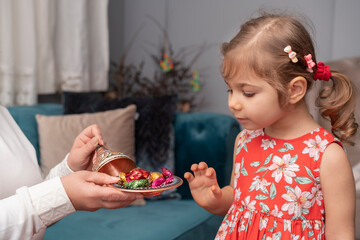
[{"xmin": 28, "ymin": 177, "xmax": 75, "ymax": 227}]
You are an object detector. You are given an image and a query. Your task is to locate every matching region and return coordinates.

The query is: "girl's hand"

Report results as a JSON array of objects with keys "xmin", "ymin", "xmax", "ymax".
[
  {"xmin": 184, "ymin": 162, "xmax": 223, "ymax": 211},
  {"xmin": 67, "ymin": 124, "xmax": 105, "ymax": 172},
  {"xmin": 61, "ymin": 171, "xmax": 143, "ymax": 211}
]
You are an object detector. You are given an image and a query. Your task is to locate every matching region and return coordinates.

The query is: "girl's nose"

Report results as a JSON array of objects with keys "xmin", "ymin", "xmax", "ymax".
[{"xmin": 228, "ymin": 96, "xmax": 242, "ymax": 111}]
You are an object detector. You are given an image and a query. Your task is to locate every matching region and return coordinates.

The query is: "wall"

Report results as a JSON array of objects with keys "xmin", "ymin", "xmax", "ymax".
[{"xmin": 108, "ymin": 0, "xmax": 360, "ymax": 115}]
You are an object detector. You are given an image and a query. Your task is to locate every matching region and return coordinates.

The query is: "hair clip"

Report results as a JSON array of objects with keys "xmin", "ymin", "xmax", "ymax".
[
  {"xmin": 304, "ymin": 54, "xmax": 316, "ymax": 73},
  {"xmin": 284, "ymin": 45, "xmax": 298, "ymax": 63},
  {"xmin": 314, "ymin": 62, "xmax": 331, "ymax": 81}
]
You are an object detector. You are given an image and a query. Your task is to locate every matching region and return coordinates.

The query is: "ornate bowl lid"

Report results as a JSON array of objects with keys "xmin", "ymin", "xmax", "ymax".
[{"xmin": 92, "ymin": 145, "xmax": 136, "ymax": 176}]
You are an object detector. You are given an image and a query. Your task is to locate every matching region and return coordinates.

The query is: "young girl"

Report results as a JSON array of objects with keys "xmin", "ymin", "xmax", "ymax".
[{"xmin": 185, "ymin": 13, "xmax": 357, "ymax": 239}]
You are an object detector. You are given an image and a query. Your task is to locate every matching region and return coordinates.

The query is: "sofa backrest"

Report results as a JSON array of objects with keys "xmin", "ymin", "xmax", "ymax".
[
  {"xmin": 7, "ymin": 104, "xmax": 63, "ymax": 165},
  {"xmin": 174, "ymin": 112, "xmax": 241, "ymax": 199},
  {"xmin": 7, "ymin": 104, "xmax": 241, "ymax": 200}
]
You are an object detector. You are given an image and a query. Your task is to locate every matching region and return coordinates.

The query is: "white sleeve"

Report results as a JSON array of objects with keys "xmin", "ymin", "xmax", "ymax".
[
  {"xmin": 45, "ymin": 153, "xmax": 74, "ymax": 180},
  {"xmin": 0, "ymin": 177, "xmax": 75, "ymax": 240}
]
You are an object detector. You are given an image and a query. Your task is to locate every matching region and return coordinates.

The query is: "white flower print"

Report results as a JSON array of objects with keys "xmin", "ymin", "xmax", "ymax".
[
  {"xmin": 259, "ymin": 216, "xmax": 268, "ymax": 230},
  {"xmin": 261, "ymin": 138, "xmax": 276, "ymax": 150},
  {"xmin": 310, "ymin": 184, "xmax": 323, "ymax": 206},
  {"xmin": 251, "ymin": 176, "xmax": 271, "ymax": 192},
  {"xmin": 314, "ymin": 220, "xmax": 322, "ymax": 231},
  {"xmin": 310, "ymin": 128, "xmax": 321, "ymax": 134},
  {"xmin": 284, "ymin": 219, "xmax": 291, "ymax": 232},
  {"xmin": 281, "ymin": 186, "xmax": 312, "ymax": 219},
  {"xmin": 271, "ymin": 204, "xmax": 283, "ymax": 218},
  {"xmin": 241, "ymin": 196, "xmax": 256, "ymax": 218},
  {"xmin": 290, "ymin": 234, "xmax": 300, "ymax": 240},
  {"xmin": 234, "ymin": 163, "xmax": 241, "ymax": 188},
  {"xmin": 237, "ymin": 129, "xmax": 263, "ymax": 148},
  {"xmin": 234, "ymin": 188, "xmax": 241, "ymax": 202},
  {"xmin": 228, "ymin": 210, "xmax": 239, "ymax": 233},
  {"xmin": 302, "ymin": 135, "xmax": 328, "ymax": 161},
  {"xmin": 239, "ymin": 219, "xmax": 246, "ymax": 232},
  {"xmin": 269, "ymin": 154, "xmax": 299, "ymax": 184}
]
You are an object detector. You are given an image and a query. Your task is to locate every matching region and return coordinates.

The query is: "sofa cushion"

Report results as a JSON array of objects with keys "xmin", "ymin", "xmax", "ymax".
[
  {"xmin": 6, "ymin": 104, "xmax": 63, "ymax": 165},
  {"xmin": 36, "ymin": 105, "xmax": 136, "ymax": 175},
  {"xmin": 44, "ymin": 200, "xmax": 223, "ymax": 240},
  {"xmin": 62, "ymin": 92, "xmax": 178, "ymax": 176}
]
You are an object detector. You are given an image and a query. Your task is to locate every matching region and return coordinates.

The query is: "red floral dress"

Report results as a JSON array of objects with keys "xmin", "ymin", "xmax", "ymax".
[{"xmin": 215, "ymin": 128, "xmax": 341, "ymax": 240}]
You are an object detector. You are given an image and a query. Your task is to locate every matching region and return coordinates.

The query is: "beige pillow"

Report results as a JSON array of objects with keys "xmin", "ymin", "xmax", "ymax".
[{"xmin": 36, "ymin": 105, "xmax": 136, "ymax": 176}]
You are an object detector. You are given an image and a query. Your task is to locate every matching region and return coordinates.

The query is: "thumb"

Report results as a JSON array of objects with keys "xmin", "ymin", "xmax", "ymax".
[
  {"xmin": 211, "ymin": 185, "xmax": 222, "ymax": 197},
  {"xmin": 86, "ymin": 171, "xmax": 119, "ymax": 185},
  {"xmin": 82, "ymin": 137, "xmax": 99, "ymax": 156}
]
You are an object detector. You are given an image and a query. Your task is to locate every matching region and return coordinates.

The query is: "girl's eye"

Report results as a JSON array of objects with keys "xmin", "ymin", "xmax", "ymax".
[
  {"xmin": 227, "ymin": 89, "xmax": 233, "ymax": 94},
  {"xmin": 243, "ymin": 92, "xmax": 255, "ymax": 97}
]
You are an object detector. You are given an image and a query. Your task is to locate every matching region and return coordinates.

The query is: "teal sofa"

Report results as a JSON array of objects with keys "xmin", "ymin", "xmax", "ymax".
[{"xmin": 7, "ymin": 104, "xmax": 241, "ymax": 240}]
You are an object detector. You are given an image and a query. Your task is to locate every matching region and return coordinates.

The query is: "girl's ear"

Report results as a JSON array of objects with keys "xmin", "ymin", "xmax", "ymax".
[{"xmin": 288, "ymin": 76, "xmax": 307, "ymax": 104}]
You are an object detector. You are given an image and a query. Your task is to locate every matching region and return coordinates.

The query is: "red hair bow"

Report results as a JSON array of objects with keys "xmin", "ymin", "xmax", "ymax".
[{"xmin": 314, "ymin": 62, "xmax": 331, "ymax": 81}]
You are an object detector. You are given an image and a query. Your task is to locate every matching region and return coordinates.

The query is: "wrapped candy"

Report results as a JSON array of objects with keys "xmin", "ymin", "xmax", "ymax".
[
  {"xmin": 161, "ymin": 168, "xmax": 173, "ymax": 178},
  {"xmin": 165, "ymin": 175, "xmax": 174, "ymax": 184},
  {"xmin": 161, "ymin": 168, "xmax": 174, "ymax": 184},
  {"xmin": 124, "ymin": 179, "xmax": 150, "ymax": 188},
  {"xmin": 149, "ymin": 172, "xmax": 162, "ymax": 183},
  {"xmin": 125, "ymin": 168, "xmax": 150, "ymax": 182},
  {"xmin": 119, "ymin": 172, "xmax": 126, "ymax": 183},
  {"xmin": 151, "ymin": 177, "xmax": 166, "ymax": 187},
  {"xmin": 121, "ymin": 167, "xmax": 175, "ymax": 189}
]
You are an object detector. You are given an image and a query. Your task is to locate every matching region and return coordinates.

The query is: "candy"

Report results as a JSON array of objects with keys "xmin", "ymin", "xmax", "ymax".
[
  {"xmin": 151, "ymin": 177, "xmax": 166, "ymax": 187},
  {"xmin": 125, "ymin": 168, "xmax": 150, "ymax": 182},
  {"xmin": 161, "ymin": 168, "xmax": 173, "ymax": 179},
  {"xmin": 149, "ymin": 172, "xmax": 163, "ymax": 183},
  {"xmin": 120, "ymin": 167, "xmax": 175, "ymax": 189},
  {"xmin": 119, "ymin": 172, "xmax": 126, "ymax": 183},
  {"xmin": 123, "ymin": 179, "xmax": 150, "ymax": 188},
  {"xmin": 165, "ymin": 175, "xmax": 174, "ymax": 184}
]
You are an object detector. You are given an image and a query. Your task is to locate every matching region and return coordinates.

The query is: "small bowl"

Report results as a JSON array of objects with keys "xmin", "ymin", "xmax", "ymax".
[{"xmin": 92, "ymin": 145, "xmax": 136, "ymax": 177}]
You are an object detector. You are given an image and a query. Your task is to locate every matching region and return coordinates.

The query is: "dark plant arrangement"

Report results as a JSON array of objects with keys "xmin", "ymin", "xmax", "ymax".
[{"xmin": 107, "ymin": 18, "xmax": 209, "ymax": 112}]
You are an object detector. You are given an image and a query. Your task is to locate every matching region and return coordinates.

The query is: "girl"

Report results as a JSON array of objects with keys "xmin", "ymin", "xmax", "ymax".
[{"xmin": 185, "ymin": 13, "xmax": 357, "ymax": 239}]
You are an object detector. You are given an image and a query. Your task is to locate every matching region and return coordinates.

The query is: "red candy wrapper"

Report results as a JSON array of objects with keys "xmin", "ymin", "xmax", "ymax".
[
  {"xmin": 161, "ymin": 168, "xmax": 173, "ymax": 179},
  {"xmin": 125, "ymin": 168, "xmax": 150, "ymax": 182},
  {"xmin": 165, "ymin": 175, "xmax": 174, "ymax": 184},
  {"xmin": 151, "ymin": 177, "xmax": 166, "ymax": 187}
]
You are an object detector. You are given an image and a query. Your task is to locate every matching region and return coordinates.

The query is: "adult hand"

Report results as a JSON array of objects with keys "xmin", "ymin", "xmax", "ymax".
[
  {"xmin": 61, "ymin": 171, "xmax": 143, "ymax": 211},
  {"xmin": 184, "ymin": 162, "xmax": 223, "ymax": 211},
  {"xmin": 67, "ymin": 124, "xmax": 105, "ymax": 171}
]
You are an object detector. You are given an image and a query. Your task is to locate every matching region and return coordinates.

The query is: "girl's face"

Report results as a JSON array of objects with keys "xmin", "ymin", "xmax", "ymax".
[{"xmin": 226, "ymin": 72, "xmax": 287, "ymax": 130}]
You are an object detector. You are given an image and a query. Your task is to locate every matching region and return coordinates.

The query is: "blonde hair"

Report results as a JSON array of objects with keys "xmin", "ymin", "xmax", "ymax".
[{"xmin": 221, "ymin": 13, "xmax": 358, "ymax": 144}]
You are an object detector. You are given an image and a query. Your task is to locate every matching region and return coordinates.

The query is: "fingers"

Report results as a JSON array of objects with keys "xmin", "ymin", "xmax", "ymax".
[
  {"xmin": 206, "ymin": 167, "xmax": 217, "ymax": 179},
  {"xmin": 184, "ymin": 172, "xmax": 194, "ymax": 182},
  {"xmin": 189, "ymin": 162, "xmax": 216, "ymax": 178},
  {"xmin": 101, "ymin": 189, "xmax": 143, "ymax": 202},
  {"xmin": 82, "ymin": 136, "xmax": 100, "ymax": 156},
  {"xmin": 80, "ymin": 124, "xmax": 105, "ymax": 146},
  {"xmin": 85, "ymin": 171, "xmax": 120, "ymax": 185},
  {"xmin": 190, "ymin": 161, "xmax": 208, "ymax": 172},
  {"xmin": 88, "ymin": 124, "xmax": 104, "ymax": 145}
]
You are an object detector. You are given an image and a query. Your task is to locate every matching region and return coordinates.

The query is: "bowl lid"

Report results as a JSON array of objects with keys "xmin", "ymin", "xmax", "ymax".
[{"xmin": 92, "ymin": 145, "xmax": 136, "ymax": 176}]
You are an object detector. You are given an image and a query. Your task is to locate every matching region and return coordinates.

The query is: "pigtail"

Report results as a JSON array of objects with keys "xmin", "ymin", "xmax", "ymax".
[{"xmin": 316, "ymin": 71, "xmax": 358, "ymax": 145}]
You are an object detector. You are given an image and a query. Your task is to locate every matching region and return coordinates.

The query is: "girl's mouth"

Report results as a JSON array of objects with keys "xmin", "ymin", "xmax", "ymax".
[{"xmin": 237, "ymin": 118, "xmax": 248, "ymax": 123}]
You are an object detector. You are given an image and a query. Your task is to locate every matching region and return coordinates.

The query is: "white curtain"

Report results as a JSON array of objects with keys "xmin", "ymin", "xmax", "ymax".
[{"xmin": 0, "ymin": 0, "xmax": 109, "ymax": 106}]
